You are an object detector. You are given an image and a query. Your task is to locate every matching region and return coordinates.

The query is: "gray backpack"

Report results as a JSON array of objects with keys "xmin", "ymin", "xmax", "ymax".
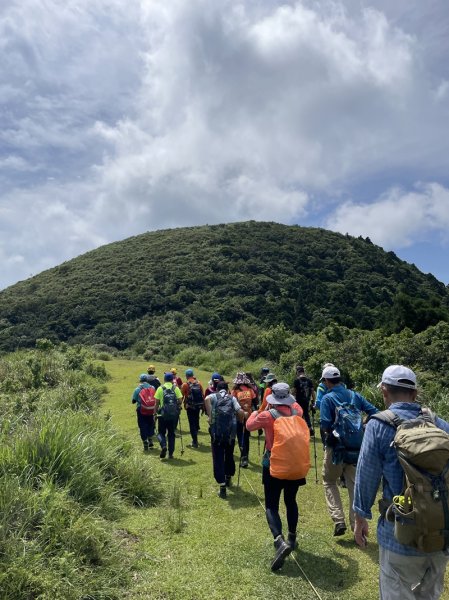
[{"xmin": 373, "ymin": 407, "xmax": 449, "ymax": 553}]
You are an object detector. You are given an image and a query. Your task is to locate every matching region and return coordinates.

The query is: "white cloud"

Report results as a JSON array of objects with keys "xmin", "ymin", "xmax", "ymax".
[
  {"xmin": 328, "ymin": 183, "xmax": 449, "ymax": 248},
  {"xmin": 1, "ymin": 0, "xmax": 449, "ymax": 288}
]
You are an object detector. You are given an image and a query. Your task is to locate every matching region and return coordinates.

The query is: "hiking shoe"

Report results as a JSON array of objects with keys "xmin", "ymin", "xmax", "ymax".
[
  {"xmin": 309, "ymin": 428, "xmax": 315, "ymax": 437},
  {"xmin": 333, "ymin": 523, "xmax": 347, "ymax": 537},
  {"xmin": 191, "ymin": 442, "xmax": 199, "ymax": 448},
  {"xmin": 168, "ymin": 454, "xmax": 174, "ymax": 459},
  {"xmin": 241, "ymin": 456, "xmax": 249, "ymax": 468},
  {"xmin": 339, "ymin": 475, "xmax": 347, "ymax": 488},
  {"xmin": 147, "ymin": 439, "xmax": 154, "ymax": 448},
  {"xmin": 159, "ymin": 447, "xmax": 167, "ymax": 459},
  {"xmin": 143, "ymin": 443, "xmax": 149, "ymax": 452},
  {"xmin": 218, "ymin": 485, "xmax": 227, "ymax": 499},
  {"xmin": 271, "ymin": 535, "xmax": 291, "ymax": 571},
  {"xmin": 287, "ymin": 532, "xmax": 297, "ymax": 551},
  {"xmin": 225, "ymin": 476, "xmax": 232, "ymax": 488}
]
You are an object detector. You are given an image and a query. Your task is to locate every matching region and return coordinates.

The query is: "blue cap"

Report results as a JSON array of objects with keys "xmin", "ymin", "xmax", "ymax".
[
  {"xmin": 185, "ymin": 368, "xmax": 194, "ymax": 377},
  {"xmin": 164, "ymin": 372, "xmax": 174, "ymax": 382},
  {"xmin": 212, "ymin": 372, "xmax": 221, "ymax": 381},
  {"xmin": 139, "ymin": 373, "xmax": 148, "ymax": 382}
]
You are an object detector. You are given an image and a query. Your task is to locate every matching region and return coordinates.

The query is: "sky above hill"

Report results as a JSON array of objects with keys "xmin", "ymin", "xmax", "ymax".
[{"xmin": 1, "ymin": 0, "xmax": 449, "ymax": 290}]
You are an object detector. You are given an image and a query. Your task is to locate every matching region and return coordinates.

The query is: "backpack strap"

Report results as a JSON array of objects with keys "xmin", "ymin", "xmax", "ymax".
[
  {"xmin": 269, "ymin": 407, "xmax": 297, "ymax": 420},
  {"xmin": 370, "ymin": 409, "xmax": 403, "ymax": 429},
  {"xmin": 420, "ymin": 406, "xmax": 436, "ymax": 424}
]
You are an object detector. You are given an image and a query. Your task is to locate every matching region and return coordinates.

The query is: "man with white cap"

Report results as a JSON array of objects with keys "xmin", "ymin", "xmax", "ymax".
[
  {"xmin": 354, "ymin": 365, "xmax": 449, "ymax": 600},
  {"xmin": 246, "ymin": 382, "xmax": 307, "ymax": 571},
  {"xmin": 320, "ymin": 364, "xmax": 378, "ymax": 537}
]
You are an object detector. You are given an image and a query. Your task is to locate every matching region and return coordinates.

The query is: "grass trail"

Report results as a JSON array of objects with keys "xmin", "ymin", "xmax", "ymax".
[{"xmin": 101, "ymin": 359, "xmax": 381, "ymax": 600}]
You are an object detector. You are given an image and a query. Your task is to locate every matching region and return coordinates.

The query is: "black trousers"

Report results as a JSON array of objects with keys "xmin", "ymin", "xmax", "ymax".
[
  {"xmin": 136, "ymin": 410, "xmax": 155, "ymax": 442},
  {"xmin": 211, "ymin": 439, "xmax": 236, "ymax": 484},
  {"xmin": 236, "ymin": 421, "xmax": 250, "ymax": 457},
  {"xmin": 157, "ymin": 416, "xmax": 176, "ymax": 455},
  {"xmin": 262, "ymin": 466, "xmax": 305, "ymax": 539},
  {"xmin": 186, "ymin": 407, "xmax": 200, "ymax": 444},
  {"xmin": 298, "ymin": 399, "xmax": 312, "ymax": 429}
]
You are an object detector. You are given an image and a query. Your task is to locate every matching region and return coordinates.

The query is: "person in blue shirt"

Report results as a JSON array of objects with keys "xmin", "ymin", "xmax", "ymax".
[
  {"xmin": 320, "ymin": 364, "xmax": 378, "ymax": 537},
  {"xmin": 354, "ymin": 365, "xmax": 449, "ymax": 600}
]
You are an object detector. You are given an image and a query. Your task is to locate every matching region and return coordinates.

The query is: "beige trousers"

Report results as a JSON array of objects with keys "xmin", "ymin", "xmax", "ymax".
[
  {"xmin": 322, "ymin": 447, "xmax": 356, "ymax": 528},
  {"xmin": 379, "ymin": 546, "xmax": 449, "ymax": 600}
]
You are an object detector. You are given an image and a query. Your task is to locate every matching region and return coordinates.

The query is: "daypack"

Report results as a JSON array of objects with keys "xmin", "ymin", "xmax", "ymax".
[
  {"xmin": 235, "ymin": 387, "xmax": 253, "ymax": 414},
  {"xmin": 160, "ymin": 385, "xmax": 179, "ymax": 421},
  {"xmin": 187, "ymin": 381, "xmax": 204, "ymax": 409},
  {"xmin": 330, "ymin": 391, "xmax": 364, "ymax": 465},
  {"xmin": 268, "ymin": 408, "xmax": 310, "ymax": 480},
  {"xmin": 372, "ymin": 407, "xmax": 449, "ymax": 553},
  {"xmin": 295, "ymin": 377, "xmax": 313, "ymax": 404},
  {"xmin": 146, "ymin": 374, "xmax": 160, "ymax": 389},
  {"xmin": 210, "ymin": 393, "xmax": 237, "ymax": 444},
  {"xmin": 138, "ymin": 385, "xmax": 156, "ymax": 416}
]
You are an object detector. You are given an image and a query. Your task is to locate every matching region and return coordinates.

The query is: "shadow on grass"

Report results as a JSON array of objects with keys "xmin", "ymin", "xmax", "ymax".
[
  {"xmin": 226, "ymin": 487, "xmax": 263, "ymax": 509},
  {"xmin": 162, "ymin": 457, "xmax": 197, "ymax": 467},
  {"xmin": 336, "ymin": 538, "xmax": 379, "ymax": 564},
  {"xmin": 278, "ymin": 547, "xmax": 360, "ymax": 592}
]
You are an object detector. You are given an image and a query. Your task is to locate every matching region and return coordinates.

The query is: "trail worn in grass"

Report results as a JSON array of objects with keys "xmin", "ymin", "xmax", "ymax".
[{"xmin": 101, "ymin": 359, "xmax": 448, "ymax": 600}]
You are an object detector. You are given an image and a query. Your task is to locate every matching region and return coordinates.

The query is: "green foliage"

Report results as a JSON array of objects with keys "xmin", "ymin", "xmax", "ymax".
[
  {"xmin": 0, "ymin": 222, "xmax": 447, "ymax": 358},
  {"xmin": 0, "ymin": 347, "xmax": 161, "ymax": 599}
]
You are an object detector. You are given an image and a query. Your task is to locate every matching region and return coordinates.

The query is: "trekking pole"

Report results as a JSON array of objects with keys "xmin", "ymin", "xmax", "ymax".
[
  {"xmin": 237, "ymin": 424, "xmax": 246, "ymax": 488},
  {"xmin": 311, "ymin": 409, "xmax": 318, "ymax": 484},
  {"xmin": 178, "ymin": 410, "xmax": 185, "ymax": 456}
]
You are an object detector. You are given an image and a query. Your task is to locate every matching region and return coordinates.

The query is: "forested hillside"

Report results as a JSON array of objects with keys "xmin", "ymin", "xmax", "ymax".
[{"xmin": 0, "ymin": 222, "xmax": 448, "ymax": 356}]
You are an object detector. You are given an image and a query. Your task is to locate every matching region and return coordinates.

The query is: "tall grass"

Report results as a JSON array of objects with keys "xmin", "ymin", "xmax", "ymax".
[{"xmin": 0, "ymin": 346, "xmax": 161, "ymax": 599}]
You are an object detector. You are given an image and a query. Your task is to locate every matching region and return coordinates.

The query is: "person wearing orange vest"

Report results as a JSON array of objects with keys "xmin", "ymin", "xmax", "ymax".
[
  {"xmin": 258, "ymin": 373, "xmax": 278, "ymax": 413},
  {"xmin": 246, "ymin": 382, "xmax": 306, "ymax": 571},
  {"xmin": 232, "ymin": 373, "xmax": 257, "ymax": 468}
]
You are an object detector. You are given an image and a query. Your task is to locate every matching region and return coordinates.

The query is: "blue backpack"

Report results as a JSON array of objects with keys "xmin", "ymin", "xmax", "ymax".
[
  {"xmin": 210, "ymin": 393, "xmax": 237, "ymax": 444},
  {"xmin": 330, "ymin": 391, "xmax": 364, "ymax": 465}
]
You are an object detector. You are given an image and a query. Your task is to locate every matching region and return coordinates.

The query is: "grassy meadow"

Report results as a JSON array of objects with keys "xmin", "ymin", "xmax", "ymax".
[{"xmin": 102, "ymin": 359, "xmax": 382, "ymax": 600}]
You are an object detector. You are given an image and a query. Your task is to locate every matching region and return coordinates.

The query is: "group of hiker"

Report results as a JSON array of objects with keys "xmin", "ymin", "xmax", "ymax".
[{"xmin": 131, "ymin": 362, "xmax": 449, "ymax": 599}]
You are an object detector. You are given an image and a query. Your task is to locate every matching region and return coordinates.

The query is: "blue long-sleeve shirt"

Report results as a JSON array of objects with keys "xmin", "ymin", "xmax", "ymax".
[
  {"xmin": 354, "ymin": 401, "xmax": 449, "ymax": 556},
  {"xmin": 319, "ymin": 384, "xmax": 378, "ymax": 433}
]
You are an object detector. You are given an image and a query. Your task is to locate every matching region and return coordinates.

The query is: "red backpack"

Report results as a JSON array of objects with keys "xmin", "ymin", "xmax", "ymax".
[{"xmin": 139, "ymin": 386, "xmax": 156, "ymax": 416}]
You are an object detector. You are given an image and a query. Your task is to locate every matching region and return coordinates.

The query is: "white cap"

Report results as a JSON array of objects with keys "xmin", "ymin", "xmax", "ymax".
[
  {"xmin": 321, "ymin": 366, "xmax": 341, "ymax": 379},
  {"xmin": 378, "ymin": 365, "xmax": 417, "ymax": 390}
]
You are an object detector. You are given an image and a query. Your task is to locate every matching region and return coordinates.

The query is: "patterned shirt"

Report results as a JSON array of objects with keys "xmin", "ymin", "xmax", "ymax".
[{"xmin": 354, "ymin": 401, "xmax": 449, "ymax": 556}]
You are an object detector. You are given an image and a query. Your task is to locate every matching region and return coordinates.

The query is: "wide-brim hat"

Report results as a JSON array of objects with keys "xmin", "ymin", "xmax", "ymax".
[
  {"xmin": 263, "ymin": 373, "xmax": 277, "ymax": 383},
  {"xmin": 233, "ymin": 372, "xmax": 251, "ymax": 385},
  {"xmin": 266, "ymin": 382, "xmax": 295, "ymax": 406}
]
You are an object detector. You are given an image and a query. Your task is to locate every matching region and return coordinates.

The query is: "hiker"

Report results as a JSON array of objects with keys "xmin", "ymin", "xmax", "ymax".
[
  {"xmin": 155, "ymin": 372, "xmax": 183, "ymax": 459},
  {"xmin": 293, "ymin": 366, "xmax": 316, "ymax": 436},
  {"xmin": 320, "ymin": 365, "xmax": 377, "ymax": 537},
  {"xmin": 315, "ymin": 362, "xmax": 336, "ymax": 410},
  {"xmin": 258, "ymin": 373, "xmax": 278, "ymax": 413},
  {"xmin": 232, "ymin": 373, "xmax": 257, "ymax": 468},
  {"xmin": 246, "ymin": 382, "xmax": 309, "ymax": 571},
  {"xmin": 205, "ymin": 380, "xmax": 247, "ymax": 498},
  {"xmin": 354, "ymin": 365, "xmax": 449, "ymax": 600},
  {"xmin": 205, "ymin": 372, "xmax": 222, "ymax": 397},
  {"xmin": 131, "ymin": 374, "xmax": 157, "ymax": 451},
  {"xmin": 245, "ymin": 372, "xmax": 260, "ymax": 410},
  {"xmin": 181, "ymin": 368, "xmax": 205, "ymax": 448},
  {"xmin": 258, "ymin": 366, "xmax": 270, "ymax": 399},
  {"xmin": 146, "ymin": 364, "xmax": 161, "ymax": 390},
  {"xmin": 170, "ymin": 367, "xmax": 183, "ymax": 387}
]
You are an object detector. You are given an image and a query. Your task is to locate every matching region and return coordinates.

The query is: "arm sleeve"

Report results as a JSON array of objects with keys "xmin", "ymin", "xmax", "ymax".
[
  {"xmin": 319, "ymin": 397, "xmax": 333, "ymax": 431},
  {"xmin": 246, "ymin": 410, "xmax": 272, "ymax": 431},
  {"xmin": 357, "ymin": 393, "xmax": 378, "ymax": 417},
  {"xmin": 353, "ymin": 420, "xmax": 383, "ymax": 519}
]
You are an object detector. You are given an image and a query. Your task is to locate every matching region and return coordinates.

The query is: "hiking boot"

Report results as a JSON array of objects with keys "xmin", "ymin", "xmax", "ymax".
[
  {"xmin": 159, "ymin": 447, "xmax": 167, "ymax": 459},
  {"xmin": 339, "ymin": 475, "xmax": 347, "ymax": 488},
  {"xmin": 309, "ymin": 428, "xmax": 315, "ymax": 437},
  {"xmin": 287, "ymin": 532, "xmax": 297, "ymax": 551},
  {"xmin": 218, "ymin": 485, "xmax": 227, "ymax": 499},
  {"xmin": 168, "ymin": 454, "xmax": 174, "ymax": 459},
  {"xmin": 241, "ymin": 456, "xmax": 249, "ymax": 468},
  {"xmin": 271, "ymin": 535, "xmax": 291, "ymax": 571},
  {"xmin": 143, "ymin": 442, "xmax": 149, "ymax": 452},
  {"xmin": 191, "ymin": 441, "xmax": 199, "ymax": 448},
  {"xmin": 147, "ymin": 439, "xmax": 154, "ymax": 448},
  {"xmin": 333, "ymin": 522, "xmax": 347, "ymax": 537},
  {"xmin": 225, "ymin": 475, "xmax": 232, "ymax": 488}
]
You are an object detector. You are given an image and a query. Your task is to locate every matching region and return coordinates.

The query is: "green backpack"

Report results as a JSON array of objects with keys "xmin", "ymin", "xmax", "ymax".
[{"xmin": 373, "ymin": 407, "xmax": 449, "ymax": 553}]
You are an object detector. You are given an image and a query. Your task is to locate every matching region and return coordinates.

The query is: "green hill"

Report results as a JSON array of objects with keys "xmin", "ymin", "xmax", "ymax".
[{"xmin": 0, "ymin": 221, "xmax": 448, "ymax": 355}]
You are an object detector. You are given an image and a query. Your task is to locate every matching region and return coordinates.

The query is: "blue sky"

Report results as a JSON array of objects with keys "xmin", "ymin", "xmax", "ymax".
[{"xmin": 1, "ymin": 0, "xmax": 449, "ymax": 290}]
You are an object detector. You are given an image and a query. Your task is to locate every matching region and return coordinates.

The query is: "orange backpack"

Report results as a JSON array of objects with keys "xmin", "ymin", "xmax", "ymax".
[{"xmin": 269, "ymin": 408, "xmax": 310, "ymax": 480}]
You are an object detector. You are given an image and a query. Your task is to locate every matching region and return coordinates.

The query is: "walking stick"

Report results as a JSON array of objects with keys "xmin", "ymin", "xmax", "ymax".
[
  {"xmin": 237, "ymin": 423, "xmax": 246, "ymax": 488},
  {"xmin": 311, "ymin": 408, "xmax": 318, "ymax": 484},
  {"xmin": 178, "ymin": 410, "xmax": 185, "ymax": 456}
]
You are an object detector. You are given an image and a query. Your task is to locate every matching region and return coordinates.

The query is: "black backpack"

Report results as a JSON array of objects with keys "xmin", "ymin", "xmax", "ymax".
[
  {"xmin": 187, "ymin": 381, "xmax": 204, "ymax": 409},
  {"xmin": 210, "ymin": 393, "xmax": 237, "ymax": 444},
  {"xmin": 161, "ymin": 385, "xmax": 179, "ymax": 421},
  {"xmin": 295, "ymin": 377, "xmax": 312, "ymax": 404}
]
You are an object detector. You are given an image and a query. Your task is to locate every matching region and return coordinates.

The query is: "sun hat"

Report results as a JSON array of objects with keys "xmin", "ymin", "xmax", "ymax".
[
  {"xmin": 378, "ymin": 365, "xmax": 417, "ymax": 390},
  {"xmin": 321, "ymin": 366, "xmax": 341, "ymax": 379},
  {"xmin": 266, "ymin": 382, "xmax": 295, "ymax": 406},
  {"xmin": 263, "ymin": 373, "xmax": 277, "ymax": 383},
  {"xmin": 233, "ymin": 372, "xmax": 251, "ymax": 385}
]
